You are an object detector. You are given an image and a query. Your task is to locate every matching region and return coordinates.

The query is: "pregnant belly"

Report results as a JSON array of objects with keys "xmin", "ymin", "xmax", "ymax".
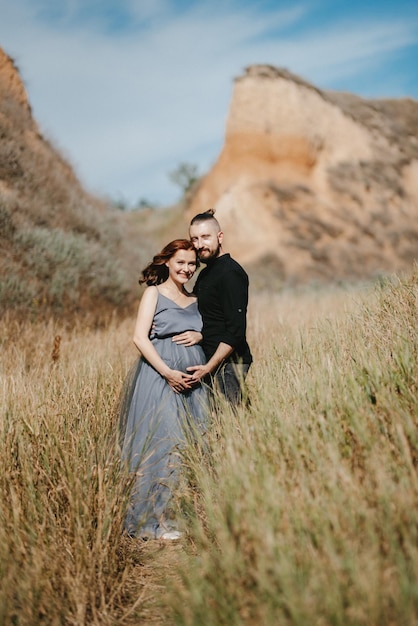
[{"xmin": 155, "ymin": 338, "xmax": 205, "ymax": 373}]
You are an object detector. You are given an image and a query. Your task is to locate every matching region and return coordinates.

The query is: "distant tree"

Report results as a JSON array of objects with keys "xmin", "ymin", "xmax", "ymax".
[{"xmin": 168, "ymin": 162, "xmax": 199, "ymax": 195}]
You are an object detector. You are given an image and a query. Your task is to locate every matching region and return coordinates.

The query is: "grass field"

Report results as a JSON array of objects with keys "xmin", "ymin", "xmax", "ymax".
[{"xmin": 0, "ymin": 270, "xmax": 417, "ymax": 625}]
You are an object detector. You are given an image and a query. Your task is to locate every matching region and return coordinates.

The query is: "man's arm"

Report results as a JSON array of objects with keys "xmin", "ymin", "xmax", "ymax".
[
  {"xmin": 216, "ymin": 268, "xmax": 249, "ymax": 348},
  {"xmin": 187, "ymin": 267, "xmax": 249, "ymax": 380},
  {"xmin": 187, "ymin": 341, "xmax": 234, "ymax": 381}
]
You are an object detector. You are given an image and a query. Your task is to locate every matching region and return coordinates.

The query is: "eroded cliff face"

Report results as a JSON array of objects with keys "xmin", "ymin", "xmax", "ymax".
[
  {"xmin": 188, "ymin": 65, "xmax": 418, "ymax": 283},
  {"xmin": 0, "ymin": 46, "xmax": 139, "ymax": 317},
  {"xmin": 0, "ymin": 50, "xmax": 33, "ymax": 118}
]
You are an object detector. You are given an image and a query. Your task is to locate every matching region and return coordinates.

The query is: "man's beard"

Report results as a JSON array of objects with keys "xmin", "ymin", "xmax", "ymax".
[{"xmin": 199, "ymin": 243, "xmax": 221, "ymax": 264}]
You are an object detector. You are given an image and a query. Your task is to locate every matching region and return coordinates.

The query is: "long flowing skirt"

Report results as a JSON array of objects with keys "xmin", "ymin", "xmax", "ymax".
[{"xmin": 119, "ymin": 337, "xmax": 208, "ymax": 538}]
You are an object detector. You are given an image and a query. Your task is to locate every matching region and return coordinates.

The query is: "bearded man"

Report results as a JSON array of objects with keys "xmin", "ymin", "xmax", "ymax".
[{"xmin": 185, "ymin": 209, "xmax": 253, "ymax": 404}]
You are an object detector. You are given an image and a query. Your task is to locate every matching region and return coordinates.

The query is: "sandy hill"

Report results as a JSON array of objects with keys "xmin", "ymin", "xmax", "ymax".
[
  {"xmin": 2, "ymin": 49, "xmax": 417, "ymax": 317},
  {"xmin": 188, "ymin": 65, "xmax": 418, "ymax": 285},
  {"xmin": 0, "ymin": 47, "xmax": 150, "ymax": 319}
]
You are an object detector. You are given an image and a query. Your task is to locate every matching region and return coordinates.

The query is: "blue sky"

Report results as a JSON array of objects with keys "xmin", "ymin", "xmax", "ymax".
[{"xmin": 0, "ymin": 0, "xmax": 417, "ymax": 207}]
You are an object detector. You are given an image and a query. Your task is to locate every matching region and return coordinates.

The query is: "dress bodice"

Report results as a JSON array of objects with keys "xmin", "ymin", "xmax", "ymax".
[{"xmin": 151, "ymin": 292, "xmax": 203, "ymax": 339}]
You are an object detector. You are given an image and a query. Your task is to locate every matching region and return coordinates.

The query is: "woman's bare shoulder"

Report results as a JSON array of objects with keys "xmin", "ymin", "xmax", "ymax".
[{"xmin": 138, "ymin": 285, "xmax": 159, "ymax": 307}]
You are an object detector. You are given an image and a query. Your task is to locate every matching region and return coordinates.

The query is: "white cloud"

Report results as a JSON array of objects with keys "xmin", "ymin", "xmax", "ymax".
[{"xmin": 0, "ymin": 0, "xmax": 417, "ymax": 205}]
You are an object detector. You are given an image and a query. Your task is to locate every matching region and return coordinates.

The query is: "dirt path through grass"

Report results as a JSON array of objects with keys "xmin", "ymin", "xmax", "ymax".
[{"xmin": 118, "ymin": 537, "xmax": 187, "ymax": 625}]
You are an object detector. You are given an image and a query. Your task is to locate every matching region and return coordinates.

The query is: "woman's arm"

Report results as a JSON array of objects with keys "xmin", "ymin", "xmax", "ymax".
[{"xmin": 133, "ymin": 287, "xmax": 194, "ymax": 393}]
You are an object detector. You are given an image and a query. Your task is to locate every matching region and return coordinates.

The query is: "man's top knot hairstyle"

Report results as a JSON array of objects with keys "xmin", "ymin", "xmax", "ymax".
[{"xmin": 190, "ymin": 208, "xmax": 220, "ymax": 230}]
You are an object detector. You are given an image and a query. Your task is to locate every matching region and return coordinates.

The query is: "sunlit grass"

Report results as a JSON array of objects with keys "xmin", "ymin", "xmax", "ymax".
[
  {"xmin": 173, "ymin": 272, "xmax": 418, "ymax": 626},
  {"xmin": 0, "ymin": 271, "xmax": 417, "ymax": 624}
]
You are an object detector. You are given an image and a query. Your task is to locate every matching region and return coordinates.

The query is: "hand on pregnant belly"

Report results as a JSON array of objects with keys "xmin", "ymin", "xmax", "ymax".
[
  {"xmin": 164, "ymin": 368, "xmax": 195, "ymax": 394},
  {"xmin": 172, "ymin": 330, "xmax": 202, "ymax": 346}
]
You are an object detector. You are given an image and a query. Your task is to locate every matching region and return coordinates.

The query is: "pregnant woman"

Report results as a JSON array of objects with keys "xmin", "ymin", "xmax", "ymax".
[{"xmin": 119, "ymin": 239, "xmax": 208, "ymax": 540}]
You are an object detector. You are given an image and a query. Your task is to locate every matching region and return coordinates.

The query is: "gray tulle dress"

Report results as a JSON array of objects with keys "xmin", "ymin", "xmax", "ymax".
[{"xmin": 119, "ymin": 291, "xmax": 209, "ymax": 539}]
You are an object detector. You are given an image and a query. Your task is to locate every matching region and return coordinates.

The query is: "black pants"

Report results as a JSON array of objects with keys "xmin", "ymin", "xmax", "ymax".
[{"xmin": 210, "ymin": 362, "xmax": 251, "ymax": 405}]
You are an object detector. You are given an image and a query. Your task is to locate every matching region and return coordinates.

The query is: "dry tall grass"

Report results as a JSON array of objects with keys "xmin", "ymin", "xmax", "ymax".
[{"xmin": 0, "ymin": 271, "xmax": 416, "ymax": 624}]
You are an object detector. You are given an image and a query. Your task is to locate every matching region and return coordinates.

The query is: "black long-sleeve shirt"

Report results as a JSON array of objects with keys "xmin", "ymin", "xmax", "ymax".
[{"xmin": 194, "ymin": 254, "xmax": 253, "ymax": 364}]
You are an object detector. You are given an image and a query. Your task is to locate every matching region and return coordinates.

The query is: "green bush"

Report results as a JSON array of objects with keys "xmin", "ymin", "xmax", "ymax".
[{"xmin": 2, "ymin": 227, "xmax": 128, "ymax": 313}]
